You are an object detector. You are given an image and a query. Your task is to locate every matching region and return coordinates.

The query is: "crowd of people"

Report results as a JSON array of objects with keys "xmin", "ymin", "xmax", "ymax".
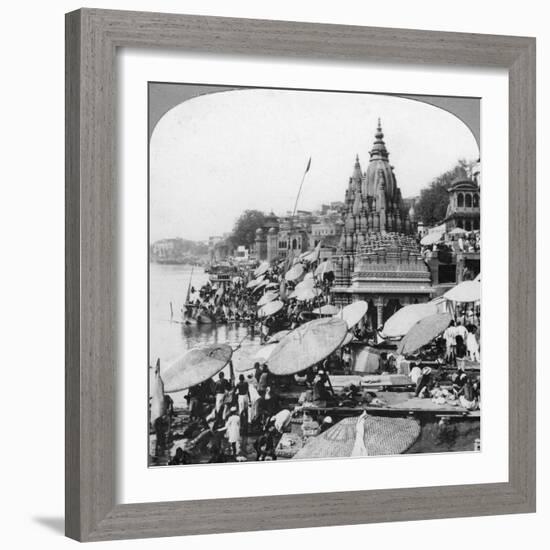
[
  {"xmin": 182, "ymin": 257, "xmax": 339, "ymax": 342},
  {"xmin": 152, "ymin": 243, "xmax": 482, "ymax": 465}
]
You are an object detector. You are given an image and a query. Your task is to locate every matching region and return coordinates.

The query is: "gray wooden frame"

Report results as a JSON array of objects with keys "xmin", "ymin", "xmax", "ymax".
[{"xmin": 65, "ymin": 8, "xmax": 536, "ymax": 542}]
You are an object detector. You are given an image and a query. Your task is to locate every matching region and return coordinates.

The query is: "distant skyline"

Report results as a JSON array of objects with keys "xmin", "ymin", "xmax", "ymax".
[{"xmin": 150, "ymin": 88, "xmax": 479, "ymax": 242}]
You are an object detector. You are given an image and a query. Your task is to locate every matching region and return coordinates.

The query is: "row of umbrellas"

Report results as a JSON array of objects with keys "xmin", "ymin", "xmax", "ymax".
[
  {"xmin": 382, "ymin": 280, "xmax": 480, "ymax": 339},
  {"xmin": 378, "ymin": 279, "xmax": 481, "ymax": 355},
  {"xmin": 162, "ymin": 300, "xmax": 369, "ymax": 391}
]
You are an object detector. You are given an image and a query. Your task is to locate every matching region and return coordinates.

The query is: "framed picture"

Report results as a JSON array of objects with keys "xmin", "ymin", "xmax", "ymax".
[{"xmin": 65, "ymin": 8, "xmax": 536, "ymax": 542}]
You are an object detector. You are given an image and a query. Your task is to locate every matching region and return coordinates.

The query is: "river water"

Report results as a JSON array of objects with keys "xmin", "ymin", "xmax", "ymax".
[{"xmin": 149, "ymin": 262, "xmax": 259, "ymax": 372}]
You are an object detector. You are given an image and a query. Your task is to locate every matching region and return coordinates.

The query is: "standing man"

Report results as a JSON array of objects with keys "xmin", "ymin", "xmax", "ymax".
[
  {"xmin": 443, "ymin": 320, "xmax": 458, "ymax": 367},
  {"xmin": 236, "ymin": 374, "xmax": 250, "ymax": 423},
  {"xmin": 214, "ymin": 371, "xmax": 231, "ymax": 414}
]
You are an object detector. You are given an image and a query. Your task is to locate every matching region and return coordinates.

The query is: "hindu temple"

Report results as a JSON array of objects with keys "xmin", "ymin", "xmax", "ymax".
[{"xmin": 331, "ymin": 120, "xmax": 433, "ymax": 328}]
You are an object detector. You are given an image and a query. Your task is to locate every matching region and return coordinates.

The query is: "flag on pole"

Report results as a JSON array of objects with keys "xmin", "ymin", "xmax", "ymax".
[{"xmin": 305, "ymin": 157, "xmax": 311, "ymax": 173}]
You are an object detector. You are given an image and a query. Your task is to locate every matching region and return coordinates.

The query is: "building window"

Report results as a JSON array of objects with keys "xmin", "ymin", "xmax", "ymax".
[
  {"xmin": 465, "ymin": 220, "xmax": 472, "ymax": 231},
  {"xmin": 473, "ymin": 219, "xmax": 480, "ymax": 230},
  {"xmin": 465, "ymin": 194, "xmax": 472, "ymax": 207},
  {"xmin": 457, "ymin": 193, "xmax": 464, "ymax": 207},
  {"xmin": 292, "ymin": 239, "xmax": 297, "ymax": 249},
  {"xmin": 473, "ymin": 193, "xmax": 479, "ymax": 207}
]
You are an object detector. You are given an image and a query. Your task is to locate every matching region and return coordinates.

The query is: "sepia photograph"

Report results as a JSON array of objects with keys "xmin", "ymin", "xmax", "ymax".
[{"xmin": 148, "ymin": 83, "xmax": 481, "ymax": 467}]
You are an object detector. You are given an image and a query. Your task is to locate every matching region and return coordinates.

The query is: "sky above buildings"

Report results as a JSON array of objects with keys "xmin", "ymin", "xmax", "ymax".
[{"xmin": 150, "ymin": 88, "xmax": 479, "ymax": 242}]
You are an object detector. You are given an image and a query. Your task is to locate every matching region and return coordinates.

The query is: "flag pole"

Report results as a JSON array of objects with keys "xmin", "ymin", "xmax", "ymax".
[{"xmin": 291, "ymin": 157, "xmax": 311, "ymax": 217}]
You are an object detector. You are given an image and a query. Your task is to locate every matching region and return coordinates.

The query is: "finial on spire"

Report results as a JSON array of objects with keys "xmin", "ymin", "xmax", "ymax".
[{"xmin": 375, "ymin": 118, "xmax": 384, "ymax": 140}]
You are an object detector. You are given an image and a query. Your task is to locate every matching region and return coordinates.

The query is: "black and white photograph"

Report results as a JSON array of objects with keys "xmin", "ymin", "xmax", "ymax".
[{"xmin": 148, "ymin": 83, "xmax": 482, "ymax": 467}]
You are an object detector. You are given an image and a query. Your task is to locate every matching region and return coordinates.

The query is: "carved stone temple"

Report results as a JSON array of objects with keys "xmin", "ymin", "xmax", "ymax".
[{"xmin": 331, "ymin": 120, "xmax": 433, "ymax": 329}]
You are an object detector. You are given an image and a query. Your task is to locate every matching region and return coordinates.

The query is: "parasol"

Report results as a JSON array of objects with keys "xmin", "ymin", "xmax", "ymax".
[
  {"xmin": 449, "ymin": 227, "xmax": 467, "ymax": 235},
  {"xmin": 397, "ymin": 312, "xmax": 452, "ymax": 355},
  {"xmin": 254, "ymin": 261, "xmax": 270, "ymax": 278},
  {"xmin": 231, "ymin": 343, "xmax": 263, "ymax": 373},
  {"xmin": 312, "ymin": 304, "xmax": 340, "ymax": 315},
  {"xmin": 246, "ymin": 276, "xmax": 264, "ymax": 289},
  {"xmin": 295, "ymin": 278, "xmax": 314, "ymax": 292},
  {"xmin": 163, "ymin": 344, "xmax": 233, "ymax": 392},
  {"xmin": 443, "ymin": 280, "xmax": 480, "ymax": 302},
  {"xmin": 258, "ymin": 299, "xmax": 284, "ymax": 318},
  {"xmin": 382, "ymin": 302, "xmax": 438, "ymax": 338},
  {"xmin": 335, "ymin": 300, "xmax": 368, "ymax": 329},
  {"xmin": 257, "ymin": 290, "xmax": 278, "ymax": 307},
  {"xmin": 295, "ymin": 287, "xmax": 321, "ymax": 301},
  {"xmin": 285, "ymin": 263, "xmax": 304, "ymax": 282},
  {"xmin": 268, "ymin": 329, "xmax": 291, "ymax": 343},
  {"xmin": 267, "ymin": 317, "xmax": 348, "ymax": 375},
  {"xmin": 252, "ymin": 279, "xmax": 269, "ymax": 293},
  {"xmin": 314, "ymin": 259, "xmax": 335, "ymax": 277},
  {"xmin": 293, "ymin": 414, "xmax": 420, "ymax": 459},
  {"xmin": 420, "ymin": 230, "xmax": 444, "ymax": 246},
  {"xmin": 301, "ymin": 242, "xmax": 322, "ymax": 263},
  {"xmin": 254, "ymin": 343, "xmax": 278, "ymax": 362}
]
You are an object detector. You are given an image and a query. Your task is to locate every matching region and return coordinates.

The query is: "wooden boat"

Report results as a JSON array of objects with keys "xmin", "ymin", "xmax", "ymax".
[{"xmin": 196, "ymin": 314, "xmax": 214, "ymax": 325}]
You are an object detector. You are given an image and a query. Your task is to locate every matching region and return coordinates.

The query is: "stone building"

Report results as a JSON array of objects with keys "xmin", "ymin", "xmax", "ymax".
[
  {"xmin": 424, "ymin": 173, "xmax": 481, "ymax": 292},
  {"xmin": 443, "ymin": 176, "xmax": 480, "ymax": 231},
  {"xmin": 332, "ymin": 120, "xmax": 433, "ymax": 329}
]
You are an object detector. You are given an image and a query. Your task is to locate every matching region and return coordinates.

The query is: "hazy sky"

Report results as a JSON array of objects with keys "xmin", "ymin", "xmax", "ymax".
[{"xmin": 150, "ymin": 88, "xmax": 479, "ymax": 242}]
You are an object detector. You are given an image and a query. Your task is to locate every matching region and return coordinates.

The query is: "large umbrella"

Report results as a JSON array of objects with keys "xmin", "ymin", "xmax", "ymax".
[
  {"xmin": 254, "ymin": 343, "xmax": 277, "ymax": 362},
  {"xmin": 449, "ymin": 227, "xmax": 467, "ymax": 235},
  {"xmin": 420, "ymin": 230, "xmax": 444, "ymax": 246},
  {"xmin": 295, "ymin": 278, "xmax": 314, "ymax": 292},
  {"xmin": 293, "ymin": 415, "xmax": 420, "ymax": 459},
  {"xmin": 268, "ymin": 329, "xmax": 291, "ymax": 343},
  {"xmin": 254, "ymin": 261, "xmax": 270, "ymax": 278},
  {"xmin": 246, "ymin": 276, "xmax": 264, "ymax": 289},
  {"xmin": 302, "ymin": 242, "xmax": 322, "ymax": 263},
  {"xmin": 267, "ymin": 317, "xmax": 348, "ymax": 375},
  {"xmin": 314, "ymin": 259, "xmax": 335, "ymax": 277},
  {"xmin": 231, "ymin": 343, "xmax": 263, "ymax": 373},
  {"xmin": 382, "ymin": 302, "xmax": 438, "ymax": 338},
  {"xmin": 295, "ymin": 287, "xmax": 321, "ymax": 302},
  {"xmin": 252, "ymin": 279, "xmax": 269, "ymax": 293},
  {"xmin": 258, "ymin": 299, "xmax": 284, "ymax": 318},
  {"xmin": 397, "ymin": 312, "xmax": 452, "ymax": 355},
  {"xmin": 335, "ymin": 301, "xmax": 368, "ymax": 329},
  {"xmin": 443, "ymin": 280, "xmax": 481, "ymax": 302},
  {"xmin": 163, "ymin": 344, "xmax": 233, "ymax": 392},
  {"xmin": 257, "ymin": 290, "xmax": 278, "ymax": 307},
  {"xmin": 312, "ymin": 304, "xmax": 340, "ymax": 316},
  {"xmin": 285, "ymin": 263, "xmax": 304, "ymax": 282}
]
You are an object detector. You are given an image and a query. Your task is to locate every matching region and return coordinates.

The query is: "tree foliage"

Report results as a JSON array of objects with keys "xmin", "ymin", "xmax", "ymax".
[
  {"xmin": 229, "ymin": 209, "xmax": 267, "ymax": 248},
  {"xmin": 415, "ymin": 159, "xmax": 475, "ymax": 226}
]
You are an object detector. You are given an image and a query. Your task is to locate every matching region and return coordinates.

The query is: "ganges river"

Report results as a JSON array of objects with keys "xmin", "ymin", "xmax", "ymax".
[{"xmin": 149, "ymin": 263, "xmax": 260, "ymax": 405}]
